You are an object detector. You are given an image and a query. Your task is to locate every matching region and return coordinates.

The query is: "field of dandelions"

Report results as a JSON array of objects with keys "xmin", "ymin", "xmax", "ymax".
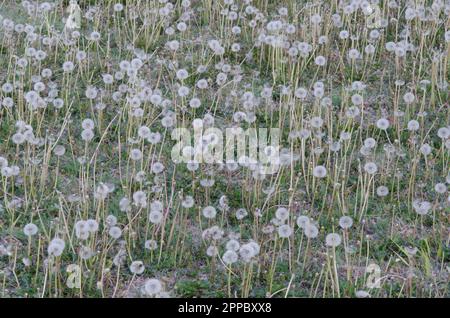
[{"xmin": 0, "ymin": 0, "xmax": 449, "ymax": 299}]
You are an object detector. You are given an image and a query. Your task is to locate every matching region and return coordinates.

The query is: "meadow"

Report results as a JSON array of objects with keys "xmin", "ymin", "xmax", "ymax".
[{"xmin": 0, "ymin": 0, "xmax": 449, "ymax": 298}]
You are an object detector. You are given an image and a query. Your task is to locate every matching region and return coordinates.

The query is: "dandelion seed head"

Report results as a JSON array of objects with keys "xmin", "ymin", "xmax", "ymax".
[
  {"xmin": 145, "ymin": 239, "xmax": 158, "ymax": 250},
  {"xmin": 376, "ymin": 186, "xmax": 389, "ymax": 197},
  {"xmin": 364, "ymin": 162, "xmax": 378, "ymax": 175},
  {"xmin": 109, "ymin": 226, "xmax": 122, "ymax": 239},
  {"xmin": 313, "ymin": 165, "xmax": 327, "ymax": 178},
  {"xmin": 23, "ymin": 223, "xmax": 38, "ymax": 236},
  {"xmin": 355, "ymin": 290, "xmax": 370, "ymax": 298},
  {"xmin": 144, "ymin": 278, "xmax": 162, "ymax": 296},
  {"xmin": 235, "ymin": 208, "xmax": 248, "ymax": 220},
  {"xmin": 48, "ymin": 238, "xmax": 65, "ymax": 256},
  {"xmin": 434, "ymin": 183, "xmax": 447, "ymax": 194},
  {"xmin": 376, "ymin": 118, "xmax": 390, "ymax": 130},
  {"xmin": 304, "ymin": 223, "xmax": 319, "ymax": 239},
  {"xmin": 407, "ymin": 120, "xmax": 420, "ymax": 131},
  {"xmin": 130, "ymin": 148, "xmax": 143, "ymax": 161},
  {"xmin": 222, "ymin": 250, "xmax": 238, "ymax": 265},
  {"xmin": 130, "ymin": 261, "xmax": 145, "ymax": 274},
  {"xmin": 325, "ymin": 233, "xmax": 342, "ymax": 247},
  {"xmin": 206, "ymin": 245, "xmax": 218, "ymax": 257},
  {"xmin": 275, "ymin": 207, "xmax": 289, "ymax": 221},
  {"xmin": 277, "ymin": 224, "xmax": 293, "ymax": 238},
  {"xmin": 202, "ymin": 206, "xmax": 217, "ymax": 219},
  {"xmin": 339, "ymin": 216, "xmax": 353, "ymax": 229}
]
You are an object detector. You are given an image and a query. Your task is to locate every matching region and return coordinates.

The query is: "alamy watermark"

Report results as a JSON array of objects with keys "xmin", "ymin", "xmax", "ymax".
[
  {"xmin": 65, "ymin": 0, "xmax": 81, "ymax": 30},
  {"xmin": 366, "ymin": 263, "xmax": 381, "ymax": 289},
  {"xmin": 171, "ymin": 121, "xmax": 281, "ymax": 175},
  {"xmin": 363, "ymin": 3, "xmax": 383, "ymax": 29}
]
